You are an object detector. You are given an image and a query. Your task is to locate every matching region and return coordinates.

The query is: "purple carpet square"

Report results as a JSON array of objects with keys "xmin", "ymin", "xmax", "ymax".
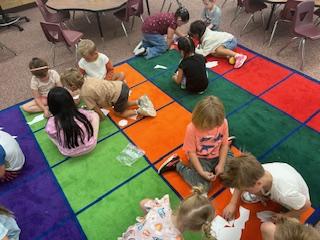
[
  {"xmin": 0, "ymin": 172, "xmax": 79, "ymax": 239},
  {"xmin": 0, "ymin": 106, "xmax": 30, "ymax": 137}
]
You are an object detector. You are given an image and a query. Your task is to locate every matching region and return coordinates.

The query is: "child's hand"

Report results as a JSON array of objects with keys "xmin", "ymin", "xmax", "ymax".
[
  {"xmin": 215, "ymin": 164, "xmax": 224, "ymax": 176},
  {"xmin": 222, "ymin": 203, "xmax": 237, "ymax": 221},
  {"xmin": 44, "ymin": 108, "xmax": 51, "ymax": 118},
  {"xmin": 201, "ymin": 171, "xmax": 215, "ymax": 181}
]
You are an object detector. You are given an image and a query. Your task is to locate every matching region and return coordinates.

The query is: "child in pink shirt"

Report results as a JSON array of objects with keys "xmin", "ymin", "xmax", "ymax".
[
  {"xmin": 118, "ymin": 186, "xmax": 216, "ymax": 239},
  {"xmin": 45, "ymin": 87, "xmax": 99, "ymax": 157},
  {"xmin": 158, "ymin": 96, "xmax": 229, "ymax": 191}
]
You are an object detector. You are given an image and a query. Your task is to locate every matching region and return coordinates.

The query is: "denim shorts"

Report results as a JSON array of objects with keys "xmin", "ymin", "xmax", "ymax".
[{"xmin": 223, "ymin": 37, "xmax": 237, "ymax": 50}]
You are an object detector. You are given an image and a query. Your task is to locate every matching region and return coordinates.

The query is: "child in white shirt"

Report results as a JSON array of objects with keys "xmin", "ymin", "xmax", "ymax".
[{"xmin": 78, "ymin": 39, "xmax": 125, "ymax": 81}]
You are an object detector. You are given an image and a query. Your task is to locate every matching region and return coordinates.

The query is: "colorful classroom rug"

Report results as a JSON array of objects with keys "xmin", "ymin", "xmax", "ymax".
[{"xmin": 0, "ymin": 46, "xmax": 319, "ymax": 240}]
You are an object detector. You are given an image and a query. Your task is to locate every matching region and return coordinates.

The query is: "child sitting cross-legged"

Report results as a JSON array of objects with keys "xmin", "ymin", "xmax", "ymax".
[
  {"xmin": 158, "ymin": 96, "xmax": 229, "ymax": 192},
  {"xmin": 45, "ymin": 87, "xmax": 100, "ymax": 157},
  {"xmin": 60, "ymin": 68, "xmax": 156, "ymax": 121},
  {"xmin": 189, "ymin": 20, "xmax": 247, "ymax": 68},
  {"xmin": 78, "ymin": 39, "xmax": 125, "ymax": 81},
  {"xmin": 22, "ymin": 57, "xmax": 62, "ymax": 118},
  {"xmin": 172, "ymin": 36, "xmax": 208, "ymax": 93},
  {"xmin": 201, "ymin": 0, "xmax": 222, "ymax": 31},
  {"xmin": 220, "ymin": 153, "xmax": 311, "ymax": 223},
  {"xmin": 118, "ymin": 186, "xmax": 216, "ymax": 239}
]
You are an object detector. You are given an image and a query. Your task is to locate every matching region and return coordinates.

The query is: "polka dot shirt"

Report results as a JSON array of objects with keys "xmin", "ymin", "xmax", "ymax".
[{"xmin": 142, "ymin": 12, "xmax": 177, "ymax": 35}]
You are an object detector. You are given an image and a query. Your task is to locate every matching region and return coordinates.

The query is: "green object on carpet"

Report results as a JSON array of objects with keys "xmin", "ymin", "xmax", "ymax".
[
  {"xmin": 228, "ymin": 99, "xmax": 300, "ymax": 157},
  {"xmin": 34, "ymin": 117, "xmax": 118, "ymax": 166},
  {"xmin": 262, "ymin": 126, "xmax": 320, "ymax": 206},
  {"xmin": 53, "ymin": 133, "xmax": 148, "ymax": 212},
  {"xmin": 179, "ymin": 77, "xmax": 254, "ymax": 114},
  {"xmin": 78, "ymin": 168, "xmax": 202, "ymax": 240},
  {"xmin": 128, "ymin": 50, "xmax": 181, "ymax": 79},
  {"xmin": 20, "ymin": 108, "xmax": 47, "ymax": 132}
]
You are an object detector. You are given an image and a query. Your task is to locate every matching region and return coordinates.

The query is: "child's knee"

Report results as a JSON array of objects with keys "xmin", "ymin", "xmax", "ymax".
[
  {"xmin": 21, "ymin": 103, "xmax": 30, "ymax": 112},
  {"xmin": 260, "ymin": 222, "xmax": 276, "ymax": 240}
]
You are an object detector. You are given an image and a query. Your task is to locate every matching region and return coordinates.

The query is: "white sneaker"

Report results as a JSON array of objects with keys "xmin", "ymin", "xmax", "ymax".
[
  {"xmin": 133, "ymin": 41, "xmax": 143, "ymax": 54},
  {"xmin": 134, "ymin": 47, "xmax": 146, "ymax": 56},
  {"xmin": 138, "ymin": 95, "xmax": 154, "ymax": 109},
  {"xmin": 137, "ymin": 107, "xmax": 156, "ymax": 117}
]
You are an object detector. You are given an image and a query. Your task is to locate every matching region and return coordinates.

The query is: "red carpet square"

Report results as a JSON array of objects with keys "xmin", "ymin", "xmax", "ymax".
[
  {"xmin": 261, "ymin": 74, "xmax": 320, "ymax": 122},
  {"xmin": 224, "ymin": 57, "xmax": 292, "ymax": 95},
  {"xmin": 124, "ymin": 103, "xmax": 191, "ymax": 163},
  {"xmin": 307, "ymin": 113, "xmax": 320, "ymax": 132},
  {"xmin": 207, "ymin": 47, "xmax": 256, "ymax": 75}
]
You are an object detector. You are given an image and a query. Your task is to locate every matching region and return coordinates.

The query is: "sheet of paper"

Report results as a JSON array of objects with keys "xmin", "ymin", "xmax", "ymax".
[
  {"xmin": 206, "ymin": 61, "xmax": 218, "ymax": 68},
  {"xmin": 27, "ymin": 114, "xmax": 44, "ymax": 125},
  {"xmin": 101, "ymin": 109, "xmax": 109, "ymax": 116},
  {"xmin": 234, "ymin": 206, "xmax": 250, "ymax": 229},
  {"xmin": 118, "ymin": 119, "xmax": 128, "ymax": 127},
  {"xmin": 218, "ymin": 226, "xmax": 242, "ymax": 240},
  {"xmin": 257, "ymin": 211, "xmax": 275, "ymax": 223},
  {"xmin": 154, "ymin": 64, "xmax": 168, "ymax": 70}
]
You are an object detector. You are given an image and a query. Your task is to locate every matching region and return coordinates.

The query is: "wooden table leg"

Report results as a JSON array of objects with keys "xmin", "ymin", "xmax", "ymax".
[
  {"xmin": 145, "ymin": 0, "xmax": 150, "ymax": 15},
  {"xmin": 96, "ymin": 12, "xmax": 104, "ymax": 39},
  {"xmin": 265, "ymin": 3, "xmax": 276, "ymax": 30}
]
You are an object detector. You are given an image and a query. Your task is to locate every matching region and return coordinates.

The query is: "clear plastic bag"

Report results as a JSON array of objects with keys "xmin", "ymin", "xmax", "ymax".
[{"xmin": 116, "ymin": 143, "xmax": 145, "ymax": 166}]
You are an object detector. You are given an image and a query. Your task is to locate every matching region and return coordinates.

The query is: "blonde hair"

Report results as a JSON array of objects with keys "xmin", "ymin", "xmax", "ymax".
[
  {"xmin": 275, "ymin": 217, "xmax": 320, "ymax": 240},
  {"xmin": 176, "ymin": 186, "xmax": 216, "ymax": 240},
  {"xmin": 60, "ymin": 68, "xmax": 84, "ymax": 89},
  {"xmin": 192, "ymin": 96, "xmax": 225, "ymax": 130},
  {"xmin": 220, "ymin": 152, "xmax": 265, "ymax": 189},
  {"xmin": 0, "ymin": 205, "xmax": 13, "ymax": 217},
  {"xmin": 78, "ymin": 39, "xmax": 96, "ymax": 57}
]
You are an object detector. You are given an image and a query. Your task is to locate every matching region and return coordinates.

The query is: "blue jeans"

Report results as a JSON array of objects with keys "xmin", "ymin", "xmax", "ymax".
[
  {"xmin": 223, "ymin": 37, "xmax": 237, "ymax": 50},
  {"xmin": 142, "ymin": 33, "xmax": 168, "ymax": 59}
]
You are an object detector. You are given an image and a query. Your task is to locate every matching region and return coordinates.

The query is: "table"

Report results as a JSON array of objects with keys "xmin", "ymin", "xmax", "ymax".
[
  {"xmin": 46, "ymin": 0, "xmax": 151, "ymax": 39},
  {"xmin": 264, "ymin": 0, "xmax": 320, "ymax": 30}
]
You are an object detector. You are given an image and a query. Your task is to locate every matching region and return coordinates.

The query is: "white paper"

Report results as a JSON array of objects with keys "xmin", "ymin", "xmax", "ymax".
[
  {"xmin": 219, "ymin": 226, "xmax": 242, "ymax": 240},
  {"xmin": 154, "ymin": 64, "xmax": 168, "ymax": 70},
  {"xmin": 206, "ymin": 61, "xmax": 218, "ymax": 68},
  {"xmin": 118, "ymin": 119, "xmax": 128, "ymax": 127},
  {"xmin": 234, "ymin": 206, "xmax": 250, "ymax": 229},
  {"xmin": 101, "ymin": 109, "xmax": 109, "ymax": 116},
  {"xmin": 257, "ymin": 211, "xmax": 275, "ymax": 223},
  {"xmin": 27, "ymin": 114, "xmax": 44, "ymax": 125}
]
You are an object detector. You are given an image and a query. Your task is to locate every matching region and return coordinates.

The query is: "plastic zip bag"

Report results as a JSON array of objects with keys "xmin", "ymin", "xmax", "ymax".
[{"xmin": 116, "ymin": 143, "xmax": 145, "ymax": 166}]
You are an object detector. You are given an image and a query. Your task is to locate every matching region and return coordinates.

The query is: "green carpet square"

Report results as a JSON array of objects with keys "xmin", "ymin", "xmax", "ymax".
[
  {"xmin": 262, "ymin": 126, "xmax": 320, "ymax": 206},
  {"xmin": 128, "ymin": 50, "xmax": 181, "ymax": 79},
  {"xmin": 179, "ymin": 77, "xmax": 254, "ymax": 113},
  {"xmin": 53, "ymin": 132, "xmax": 148, "ymax": 212},
  {"xmin": 227, "ymin": 99, "xmax": 300, "ymax": 157},
  {"xmin": 78, "ymin": 168, "xmax": 202, "ymax": 240},
  {"xmin": 35, "ymin": 118, "xmax": 118, "ymax": 166},
  {"xmin": 20, "ymin": 108, "xmax": 47, "ymax": 132}
]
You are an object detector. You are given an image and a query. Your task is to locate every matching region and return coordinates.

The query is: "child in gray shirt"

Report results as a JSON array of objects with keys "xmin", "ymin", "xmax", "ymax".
[{"xmin": 201, "ymin": 0, "xmax": 221, "ymax": 30}]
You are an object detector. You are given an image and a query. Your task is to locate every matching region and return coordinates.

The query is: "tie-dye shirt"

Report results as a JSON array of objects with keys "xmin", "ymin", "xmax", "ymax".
[{"xmin": 118, "ymin": 195, "xmax": 182, "ymax": 240}]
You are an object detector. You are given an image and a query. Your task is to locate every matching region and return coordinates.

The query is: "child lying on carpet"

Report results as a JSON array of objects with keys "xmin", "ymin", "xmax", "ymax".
[
  {"xmin": 61, "ymin": 68, "xmax": 156, "ymax": 120},
  {"xmin": 158, "ymin": 96, "xmax": 229, "ymax": 192},
  {"xmin": 22, "ymin": 58, "xmax": 62, "ymax": 118},
  {"xmin": 133, "ymin": 7, "xmax": 189, "ymax": 59},
  {"xmin": 260, "ymin": 216, "xmax": 320, "ymax": 240},
  {"xmin": 118, "ymin": 186, "xmax": 216, "ymax": 239},
  {"xmin": 45, "ymin": 87, "xmax": 99, "ymax": 157},
  {"xmin": 189, "ymin": 20, "xmax": 247, "ymax": 68},
  {"xmin": 172, "ymin": 36, "xmax": 208, "ymax": 93},
  {"xmin": 220, "ymin": 153, "xmax": 311, "ymax": 222},
  {"xmin": 78, "ymin": 39, "xmax": 125, "ymax": 81},
  {"xmin": 201, "ymin": 0, "xmax": 222, "ymax": 31},
  {"xmin": 0, "ymin": 205, "xmax": 20, "ymax": 240},
  {"xmin": 0, "ymin": 131, "xmax": 25, "ymax": 183}
]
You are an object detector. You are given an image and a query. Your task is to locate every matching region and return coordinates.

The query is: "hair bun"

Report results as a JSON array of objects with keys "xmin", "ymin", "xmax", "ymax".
[{"xmin": 192, "ymin": 185, "xmax": 206, "ymax": 196}]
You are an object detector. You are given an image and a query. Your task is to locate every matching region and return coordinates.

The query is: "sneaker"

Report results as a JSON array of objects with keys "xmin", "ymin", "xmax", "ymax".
[
  {"xmin": 137, "ymin": 106, "xmax": 156, "ymax": 117},
  {"xmin": 134, "ymin": 47, "xmax": 147, "ymax": 56},
  {"xmin": 138, "ymin": 95, "xmax": 154, "ymax": 109},
  {"xmin": 228, "ymin": 136, "xmax": 236, "ymax": 146},
  {"xmin": 234, "ymin": 54, "xmax": 247, "ymax": 69},
  {"xmin": 241, "ymin": 192, "xmax": 262, "ymax": 203},
  {"xmin": 133, "ymin": 41, "xmax": 143, "ymax": 54},
  {"xmin": 158, "ymin": 154, "xmax": 181, "ymax": 174}
]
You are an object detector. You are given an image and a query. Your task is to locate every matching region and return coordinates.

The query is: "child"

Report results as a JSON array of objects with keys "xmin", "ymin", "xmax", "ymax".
[
  {"xmin": 158, "ymin": 96, "xmax": 229, "ymax": 192},
  {"xmin": 201, "ymin": 0, "xmax": 222, "ymax": 31},
  {"xmin": 45, "ymin": 87, "xmax": 100, "ymax": 157},
  {"xmin": 0, "ymin": 205, "xmax": 21, "ymax": 240},
  {"xmin": 60, "ymin": 68, "xmax": 156, "ymax": 120},
  {"xmin": 133, "ymin": 7, "xmax": 190, "ymax": 59},
  {"xmin": 261, "ymin": 216, "xmax": 320, "ymax": 240},
  {"xmin": 220, "ymin": 153, "xmax": 311, "ymax": 222},
  {"xmin": 118, "ymin": 186, "xmax": 216, "ymax": 239},
  {"xmin": 189, "ymin": 20, "xmax": 247, "ymax": 68},
  {"xmin": 0, "ymin": 131, "xmax": 25, "ymax": 183},
  {"xmin": 173, "ymin": 36, "xmax": 208, "ymax": 93},
  {"xmin": 78, "ymin": 39, "xmax": 125, "ymax": 81},
  {"xmin": 22, "ymin": 57, "xmax": 62, "ymax": 118}
]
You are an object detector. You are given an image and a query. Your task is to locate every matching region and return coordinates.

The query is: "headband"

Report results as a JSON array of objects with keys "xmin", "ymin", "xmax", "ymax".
[{"xmin": 30, "ymin": 66, "xmax": 49, "ymax": 72}]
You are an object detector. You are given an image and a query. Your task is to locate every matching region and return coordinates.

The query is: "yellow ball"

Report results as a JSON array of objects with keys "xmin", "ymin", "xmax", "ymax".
[{"xmin": 229, "ymin": 57, "xmax": 236, "ymax": 65}]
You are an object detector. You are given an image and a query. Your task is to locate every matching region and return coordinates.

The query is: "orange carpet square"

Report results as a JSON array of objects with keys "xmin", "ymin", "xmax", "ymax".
[
  {"xmin": 114, "ymin": 63, "xmax": 146, "ymax": 87},
  {"xmin": 124, "ymin": 103, "xmax": 191, "ymax": 163}
]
